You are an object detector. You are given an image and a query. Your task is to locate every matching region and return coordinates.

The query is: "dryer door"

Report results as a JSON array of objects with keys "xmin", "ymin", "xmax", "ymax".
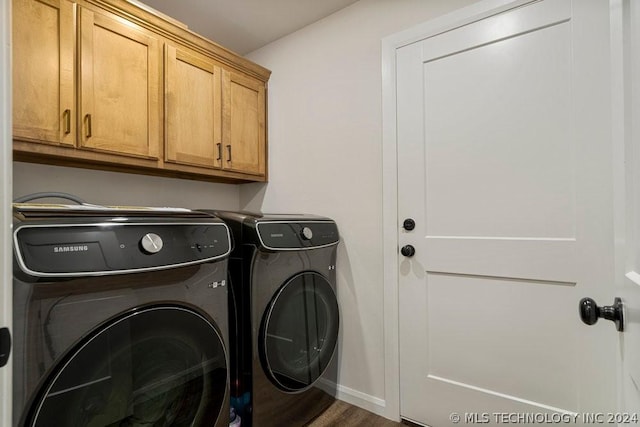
[
  {"xmin": 24, "ymin": 306, "xmax": 227, "ymax": 427},
  {"xmin": 260, "ymin": 272, "xmax": 339, "ymax": 392}
]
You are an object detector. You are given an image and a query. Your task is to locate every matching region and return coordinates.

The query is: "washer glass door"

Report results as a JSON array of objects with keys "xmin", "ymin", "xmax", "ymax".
[
  {"xmin": 260, "ymin": 272, "xmax": 339, "ymax": 392},
  {"xmin": 26, "ymin": 306, "xmax": 227, "ymax": 426}
]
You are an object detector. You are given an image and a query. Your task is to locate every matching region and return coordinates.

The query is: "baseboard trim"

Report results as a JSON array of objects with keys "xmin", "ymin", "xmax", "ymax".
[{"xmin": 316, "ymin": 379, "xmax": 391, "ymax": 419}]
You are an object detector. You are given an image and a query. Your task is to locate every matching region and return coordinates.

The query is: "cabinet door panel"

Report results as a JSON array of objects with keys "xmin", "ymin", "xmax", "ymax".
[
  {"xmin": 79, "ymin": 7, "xmax": 160, "ymax": 159},
  {"xmin": 165, "ymin": 45, "xmax": 222, "ymax": 169},
  {"xmin": 223, "ymin": 71, "xmax": 266, "ymax": 176},
  {"xmin": 13, "ymin": 0, "xmax": 75, "ymax": 145}
]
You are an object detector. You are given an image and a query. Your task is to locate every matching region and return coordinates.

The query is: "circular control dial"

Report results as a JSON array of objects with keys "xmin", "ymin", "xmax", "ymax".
[
  {"xmin": 300, "ymin": 227, "xmax": 313, "ymax": 240},
  {"xmin": 141, "ymin": 233, "xmax": 163, "ymax": 254}
]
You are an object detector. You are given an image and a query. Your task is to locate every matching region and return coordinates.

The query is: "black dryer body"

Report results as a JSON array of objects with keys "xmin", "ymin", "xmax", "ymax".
[
  {"xmin": 12, "ymin": 206, "xmax": 232, "ymax": 427},
  {"xmin": 210, "ymin": 211, "xmax": 340, "ymax": 427}
]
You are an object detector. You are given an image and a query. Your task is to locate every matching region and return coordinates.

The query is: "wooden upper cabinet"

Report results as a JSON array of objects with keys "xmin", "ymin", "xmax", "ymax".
[
  {"xmin": 78, "ymin": 7, "xmax": 161, "ymax": 159},
  {"xmin": 13, "ymin": 0, "xmax": 270, "ymax": 182},
  {"xmin": 223, "ymin": 70, "xmax": 266, "ymax": 176},
  {"xmin": 165, "ymin": 44, "xmax": 222, "ymax": 169},
  {"xmin": 13, "ymin": 0, "xmax": 75, "ymax": 146}
]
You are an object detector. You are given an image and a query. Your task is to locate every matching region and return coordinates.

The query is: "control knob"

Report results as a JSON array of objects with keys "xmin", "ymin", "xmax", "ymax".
[
  {"xmin": 141, "ymin": 233, "xmax": 163, "ymax": 254},
  {"xmin": 301, "ymin": 227, "xmax": 313, "ymax": 240}
]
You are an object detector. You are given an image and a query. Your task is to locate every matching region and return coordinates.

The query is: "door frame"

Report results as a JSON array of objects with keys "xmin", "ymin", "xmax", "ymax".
[
  {"xmin": 0, "ymin": 0, "xmax": 12, "ymax": 424},
  {"xmin": 381, "ymin": 0, "xmax": 573, "ymax": 421},
  {"xmin": 611, "ymin": 0, "xmax": 640, "ymax": 412}
]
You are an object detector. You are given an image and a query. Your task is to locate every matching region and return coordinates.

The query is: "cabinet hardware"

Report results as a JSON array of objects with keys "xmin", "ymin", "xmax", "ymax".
[
  {"xmin": 217, "ymin": 143, "xmax": 222, "ymax": 161},
  {"xmin": 63, "ymin": 109, "xmax": 71, "ymax": 135},
  {"xmin": 84, "ymin": 114, "xmax": 92, "ymax": 138},
  {"xmin": 227, "ymin": 145, "xmax": 232, "ymax": 163}
]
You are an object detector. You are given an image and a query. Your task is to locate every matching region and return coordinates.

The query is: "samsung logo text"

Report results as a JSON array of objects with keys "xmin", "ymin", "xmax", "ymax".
[{"xmin": 53, "ymin": 245, "xmax": 89, "ymax": 253}]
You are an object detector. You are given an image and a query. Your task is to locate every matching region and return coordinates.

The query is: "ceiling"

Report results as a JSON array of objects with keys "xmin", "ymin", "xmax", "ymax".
[{"xmin": 137, "ymin": 0, "xmax": 360, "ymax": 55}]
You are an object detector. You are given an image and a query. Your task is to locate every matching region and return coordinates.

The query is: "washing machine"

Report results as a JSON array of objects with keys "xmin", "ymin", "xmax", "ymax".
[
  {"xmin": 12, "ymin": 203, "xmax": 232, "ymax": 427},
  {"xmin": 209, "ymin": 211, "xmax": 340, "ymax": 427}
]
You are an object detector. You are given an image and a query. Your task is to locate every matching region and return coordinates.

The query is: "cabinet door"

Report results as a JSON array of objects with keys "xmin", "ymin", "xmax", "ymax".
[
  {"xmin": 165, "ymin": 44, "xmax": 222, "ymax": 169},
  {"xmin": 13, "ymin": 0, "xmax": 75, "ymax": 146},
  {"xmin": 222, "ymin": 71, "xmax": 266, "ymax": 176},
  {"xmin": 78, "ymin": 7, "xmax": 161, "ymax": 159}
]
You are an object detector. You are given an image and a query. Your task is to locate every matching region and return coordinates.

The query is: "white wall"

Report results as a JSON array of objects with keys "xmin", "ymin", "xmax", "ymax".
[
  {"xmin": 243, "ymin": 0, "xmax": 479, "ymax": 417},
  {"xmin": 13, "ymin": 162, "xmax": 240, "ymax": 210}
]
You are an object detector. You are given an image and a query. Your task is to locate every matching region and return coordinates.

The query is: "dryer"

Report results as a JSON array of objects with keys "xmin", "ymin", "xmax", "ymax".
[
  {"xmin": 12, "ymin": 204, "xmax": 232, "ymax": 427},
  {"xmin": 210, "ymin": 211, "xmax": 340, "ymax": 427}
]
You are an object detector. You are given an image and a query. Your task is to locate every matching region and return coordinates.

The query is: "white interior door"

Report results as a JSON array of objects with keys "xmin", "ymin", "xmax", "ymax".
[
  {"xmin": 397, "ymin": 0, "xmax": 619, "ymax": 425},
  {"xmin": 613, "ymin": 0, "xmax": 640, "ymax": 414},
  {"xmin": 0, "ymin": 0, "xmax": 12, "ymax": 425}
]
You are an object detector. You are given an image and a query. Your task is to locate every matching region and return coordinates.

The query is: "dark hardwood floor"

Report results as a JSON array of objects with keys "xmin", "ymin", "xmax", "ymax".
[{"xmin": 306, "ymin": 400, "xmax": 405, "ymax": 427}]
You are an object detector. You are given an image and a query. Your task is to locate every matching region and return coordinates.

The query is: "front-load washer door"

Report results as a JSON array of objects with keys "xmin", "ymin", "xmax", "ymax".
[
  {"xmin": 259, "ymin": 272, "xmax": 339, "ymax": 393},
  {"xmin": 23, "ymin": 305, "xmax": 227, "ymax": 427}
]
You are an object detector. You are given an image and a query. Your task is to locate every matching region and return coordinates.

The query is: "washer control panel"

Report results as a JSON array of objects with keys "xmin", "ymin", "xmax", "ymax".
[
  {"xmin": 14, "ymin": 222, "xmax": 231, "ymax": 276},
  {"xmin": 256, "ymin": 221, "xmax": 339, "ymax": 250}
]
